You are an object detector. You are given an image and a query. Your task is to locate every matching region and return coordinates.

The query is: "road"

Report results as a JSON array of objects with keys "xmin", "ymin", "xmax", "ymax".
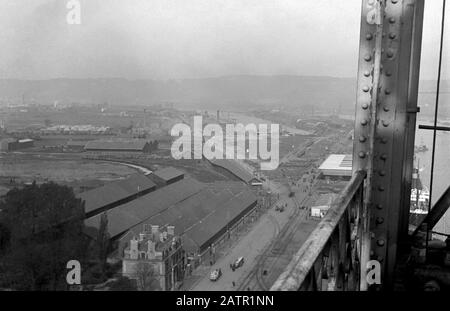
[{"xmin": 190, "ymin": 195, "xmax": 298, "ymax": 291}]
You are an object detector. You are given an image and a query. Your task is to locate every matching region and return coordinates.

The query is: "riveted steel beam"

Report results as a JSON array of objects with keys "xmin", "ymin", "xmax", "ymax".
[{"xmin": 353, "ymin": 0, "xmax": 424, "ymax": 290}]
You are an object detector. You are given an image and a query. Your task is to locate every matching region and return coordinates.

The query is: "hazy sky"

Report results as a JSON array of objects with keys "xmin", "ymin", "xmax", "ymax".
[{"xmin": 0, "ymin": 0, "xmax": 448, "ymax": 80}]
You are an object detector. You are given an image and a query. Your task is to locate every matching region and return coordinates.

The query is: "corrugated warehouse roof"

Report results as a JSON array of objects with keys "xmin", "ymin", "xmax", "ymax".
[
  {"xmin": 183, "ymin": 189, "xmax": 256, "ymax": 251},
  {"xmin": 85, "ymin": 140, "xmax": 148, "ymax": 151},
  {"xmin": 153, "ymin": 167, "xmax": 184, "ymax": 182},
  {"xmin": 84, "ymin": 178, "xmax": 205, "ymax": 238},
  {"xmin": 318, "ymin": 154, "xmax": 353, "ymax": 177},
  {"xmin": 77, "ymin": 173, "xmax": 156, "ymax": 215},
  {"xmin": 84, "ymin": 179, "xmax": 257, "ymax": 253},
  {"xmin": 210, "ymin": 159, "xmax": 254, "ymax": 183}
]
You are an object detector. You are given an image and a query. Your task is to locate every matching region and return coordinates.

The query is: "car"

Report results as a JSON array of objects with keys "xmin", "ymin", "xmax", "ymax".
[
  {"xmin": 276, "ymin": 205, "xmax": 285, "ymax": 212},
  {"xmin": 233, "ymin": 257, "xmax": 245, "ymax": 269},
  {"xmin": 209, "ymin": 268, "xmax": 222, "ymax": 281}
]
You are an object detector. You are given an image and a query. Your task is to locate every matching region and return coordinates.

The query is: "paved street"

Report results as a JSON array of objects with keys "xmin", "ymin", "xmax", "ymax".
[{"xmin": 190, "ymin": 196, "xmax": 297, "ymax": 291}]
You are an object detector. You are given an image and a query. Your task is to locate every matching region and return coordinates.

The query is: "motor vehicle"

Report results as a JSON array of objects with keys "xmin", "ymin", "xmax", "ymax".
[
  {"xmin": 231, "ymin": 257, "xmax": 245, "ymax": 270},
  {"xmin": 209, "ymin": 268, "xmax": 222, "ymax": 281}
]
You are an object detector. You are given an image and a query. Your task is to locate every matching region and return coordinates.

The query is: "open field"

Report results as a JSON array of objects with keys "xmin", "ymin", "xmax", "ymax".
[{"xmin": 0, "ymin": 153, "xmax": 138, "ymax": 192}]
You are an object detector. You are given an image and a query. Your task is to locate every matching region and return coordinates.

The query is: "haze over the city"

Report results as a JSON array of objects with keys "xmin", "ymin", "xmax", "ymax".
[{"xmin": 0, "ymin": 0, "xmax": 448, "ymax": 80}]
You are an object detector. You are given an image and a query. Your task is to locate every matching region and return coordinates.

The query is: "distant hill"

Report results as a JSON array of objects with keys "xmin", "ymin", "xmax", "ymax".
[{"xmin": 0, "ymin": 76, "xmax": 448, "ymax": 114}]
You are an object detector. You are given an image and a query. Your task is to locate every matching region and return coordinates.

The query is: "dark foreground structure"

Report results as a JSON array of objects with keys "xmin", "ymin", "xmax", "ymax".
[{"xmin": 271, "ymin": 0, "xmax": 450, "ymax": 291}]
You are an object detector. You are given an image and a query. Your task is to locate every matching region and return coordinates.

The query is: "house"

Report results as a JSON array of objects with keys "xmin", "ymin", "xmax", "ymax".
[{"xmin": 122, "ymin": 225, "xmax": 185, "ymax": 291}]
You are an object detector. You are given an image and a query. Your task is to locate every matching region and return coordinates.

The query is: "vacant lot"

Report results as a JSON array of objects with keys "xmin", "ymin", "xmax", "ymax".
[{"xmin": 0, "ymin": 153, "xmax": 137, "ymax": 192}]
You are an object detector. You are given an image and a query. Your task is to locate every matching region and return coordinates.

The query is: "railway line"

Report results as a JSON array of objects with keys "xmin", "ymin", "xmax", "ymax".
[{"xmin": 236, "ymin": 195, "xmax": 307, "ymax": 291}]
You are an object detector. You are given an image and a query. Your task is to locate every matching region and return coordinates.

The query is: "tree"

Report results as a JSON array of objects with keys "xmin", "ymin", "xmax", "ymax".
[
  {"xmin": 96, "ymin": 212, "xmax": 110, "ymax": 276},
  {"xmin": 0, "ymin": 182, "xmax": 87, "ymax": 290},
  {"xmin": 108, "ymin": 276, "xmax": 137, "ymax": 291},
  {"xmin": 135, "ymin": 262, "xmax": 157, "ymax": 291},
  {"xmin": 0, "ymin": 223, "xmax": 10, "ymax": 253}
]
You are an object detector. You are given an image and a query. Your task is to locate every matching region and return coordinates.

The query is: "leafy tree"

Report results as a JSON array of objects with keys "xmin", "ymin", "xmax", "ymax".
[
  {"xmin": 0, "ymin": 182, "xmax": 87, "ymax": 290},
  {"xmin": 0, "ymin": 222, "xmax": 10, "ymax": 253}
]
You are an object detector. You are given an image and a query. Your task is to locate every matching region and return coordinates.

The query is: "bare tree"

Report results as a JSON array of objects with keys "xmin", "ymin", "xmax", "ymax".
[
  {"xmin": 97, "ymin": 212, "xmax": 110, "ymax": 276},
  {"xmin": 135, "ymin": 262, "xmax": 157, "ymax": 291}
]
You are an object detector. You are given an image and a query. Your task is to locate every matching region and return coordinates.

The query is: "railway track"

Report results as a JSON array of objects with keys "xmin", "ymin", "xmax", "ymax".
[{"xmin": 236, "ymin": 196, "xmax": 306, "ymax": 291}]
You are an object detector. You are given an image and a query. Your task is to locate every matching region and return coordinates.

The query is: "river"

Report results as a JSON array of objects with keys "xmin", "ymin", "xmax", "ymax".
[{"xmin": 415, "ymin": 120, "xmax": 450, "ymax": 237}]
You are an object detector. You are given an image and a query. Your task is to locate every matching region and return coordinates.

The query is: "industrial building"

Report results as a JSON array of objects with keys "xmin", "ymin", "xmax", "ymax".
[
  {"xmin": 318, "ymin": 154, "xmax": 352, "ymax": 178},
  {"xmin": 0, "ymin": 138, "xmax": 34, "ymax": 151},
  {"xmin": 151, "ymin": 167, "xmax": 185, "ymax": 185},
  {"xmin": 65, "ymin": 140, "xmax": 86, "ymax": 152},
  {"xmin": 77, "ymin": 173, "xmax": 156, "ymax": 218},
  {"xmin": 210, "ymin": 159, "xmax": 261, "ymax": 185},
  {"xmin": 84, "ymin": 140, "xmax": 152, "ymax": 153},
  {"xmin": 0, "ymin": 138, "xmax": 16, "ymax": 151},
  {"xmin": 84, "ymin": 178, "xmax": 257, "ymax": 264}
]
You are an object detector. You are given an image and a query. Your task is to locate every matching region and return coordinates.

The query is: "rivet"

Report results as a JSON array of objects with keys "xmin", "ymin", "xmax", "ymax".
[
  {"xmin": 363, "ymin": 86, "xmax": 370, "ymax": 92},
  {"xmin": 362, "ymin": 103, "xmax": 369, "ymax": 110},
  {"xmin": 378, "ymin": 186, "xmax": 385, "ymax": 192},
  {"xmin": 379, "ymin": 170, "xmax": 386, "ymax": 176},
  {"xmin": 377, "ymin": 256, "xmax": 384, "ymax": 263},
  {"xmin": 386, "ymin": 71, "xmax": 392, "ymax": 77},
  {"xmin": 392, "ymin": 0, "xmax": 398, "ymax": 4},
  {"xmin": 383, "ymin": 106, "xmax": 390, "ymax": 112},
  {"xmin": 376, "ymin": 204, "xmax": 383, "ymax": 210},
  {"xmin": 364, "ymin": 54, "xmax": 372, "ymax": 62},
  {"xmin": 359, "ymin": 151, "xmax": 366, "ymax": 159},
  {"xmin": 382, "ymin": 120, "xmax": 390, "ymax": 127},
  {"xmin": 389, "ymin": 17, "xmax": 396, "ymax": 24},
  {"xmin": 380, "ymin": 154, "xmax": 387, "ymax": 160},
  {"xmin": 371, "ymin": 233, "xmax": 376, "ymax": 239},
  {"xmin": 376, "ymin": 217, "xmax": 384, "ymax": 224},
  {"xmin": 359, "ymin": 136, "xmax": 367, "ymax": 143},
  {"xmin": 387, "ymin": 50, "xmax": 395, "ymax": 58},
  {"xmin": 381, "ymin": 137, "xmax": 388, "ymax": 144},
  {"xmin": 370, "ymin": 250, "xmax": 375, "ymax": 256},
  {"xmin": 364, "ymin": 70, "xmax": 371, "ymax": 77},
  {"xmin": 361, "ymin": 119, "xmax": 368, "ymax": 126},
  {"xmin": 389, "ymin": 33, "xmax": 396, "ymax": 39},
  {"xmin": 366, "ymin": 33, "xmax": 373, "ymax": 40},
  {"xmin": 377, "ymin": 239, "xmax": 385, "ymax": 247},
  {"xmin": 385, "ymin": 89, "xmax": 391, "ymax": 95}
]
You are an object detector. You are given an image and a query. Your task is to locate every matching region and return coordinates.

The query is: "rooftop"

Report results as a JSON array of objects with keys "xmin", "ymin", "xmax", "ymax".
[
  {"xmin": 77, "ymin": 173, "xmax": 156, "ymax": 215},
  {"xmin": 85, "ymin": 140, "xmax": 149, "ymax": 151},
  {"xmin": 210, "ymin": 159, "xmax": 254, "ymax": 183},
  {"xmin": 84, "ymin": 179, "xmax": 257, "ymax": 252},
  {"xmin": 318, "ymin": 154, "xmax": 352, "ymax": 177},
  {"xmin": 84, "ymin": 178, "xmax": 205, "ymax": 238},
  {"xmin": 152, "ymin": 167, "xmax": 184, "ymax": 182}
]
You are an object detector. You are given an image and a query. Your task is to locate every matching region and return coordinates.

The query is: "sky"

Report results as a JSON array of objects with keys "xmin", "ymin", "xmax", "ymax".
[{"xmin": 0, "ymin": 0, "xmax": 448, "ymax": 80}]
